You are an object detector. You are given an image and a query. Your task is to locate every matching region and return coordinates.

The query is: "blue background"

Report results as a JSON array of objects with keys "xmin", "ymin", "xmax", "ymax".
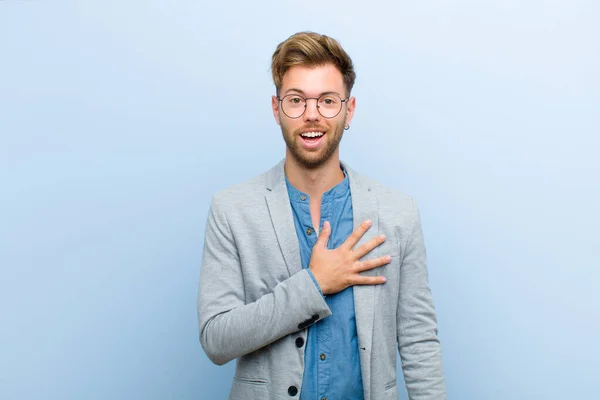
[{"xmin": 1, "ymin": 1, "xmax": 598, "ymax": 399}]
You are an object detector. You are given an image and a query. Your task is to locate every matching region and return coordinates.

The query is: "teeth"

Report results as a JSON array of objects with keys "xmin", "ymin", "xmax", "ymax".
[{"xmin": 301, "ymin": 131, "xmax": 324, "ymax": 138}]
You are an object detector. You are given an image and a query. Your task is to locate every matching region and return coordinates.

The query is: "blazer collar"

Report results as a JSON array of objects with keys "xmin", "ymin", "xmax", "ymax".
[{"xmin": 265, "ymin": 158, "xmax": 363, "ymax": 191}]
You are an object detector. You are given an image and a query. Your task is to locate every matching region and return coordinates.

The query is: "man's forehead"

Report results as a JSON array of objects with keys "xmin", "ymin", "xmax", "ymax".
[{"xmin": 280, "ymin": 64, "xmax": 345, "ymax": 94}]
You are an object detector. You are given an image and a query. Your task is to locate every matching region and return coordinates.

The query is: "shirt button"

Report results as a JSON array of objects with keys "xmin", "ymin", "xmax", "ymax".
[
  {"xmin": 295, "ymin": 337, "xmax": 304, "ymax": 348},
  {"xmin": 288, "ymin": 385, "xmax": 298, "ymax": 396},
  {"xmin": 320, "ymin": 353, "xmax": 326, "ymax": 360},
  {"xmin": 306, "ymin": 228, "xmax": 313, "ymax": 235},
  {"xmin": 300, "ymin": 195, "xmax": 306, "ymax": 201}
]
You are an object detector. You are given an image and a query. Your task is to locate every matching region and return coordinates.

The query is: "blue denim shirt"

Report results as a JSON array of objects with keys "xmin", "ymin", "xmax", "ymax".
[{"xmin": 285, "ymin": 169, "xmax": 364, "ymax": 400}]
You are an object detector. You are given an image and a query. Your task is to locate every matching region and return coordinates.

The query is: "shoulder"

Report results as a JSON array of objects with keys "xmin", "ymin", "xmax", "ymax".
[
  {"xmin": 361, "ymin": 175, "xmax": 414, "ymax": 205},
  {"xmin": 210, "ymin": 171, "xmax": 268, "ymax": 211},
  {"xmin": 368, "ymin": 176, "xmax": 418, "ymax": 224},
  {"xmin": 346, "ymin": 164, "xmax": 419, "ymax": 227},
  {"xmin": 210, "ymin": 158, "xmax": 287, "ymax": 210},
  {"xmin": 347, "ymin": 165, "xmax": 416, "ymax": 208}
]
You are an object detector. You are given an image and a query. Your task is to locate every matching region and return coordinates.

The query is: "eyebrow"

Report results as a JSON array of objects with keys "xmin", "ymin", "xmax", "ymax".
[{"xmin": 283, "ymin": 88, "xmax": 343, "ymax": 97}]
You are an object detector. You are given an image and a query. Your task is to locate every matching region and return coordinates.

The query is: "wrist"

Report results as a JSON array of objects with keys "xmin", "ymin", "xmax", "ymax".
[{"xmin": 306, "ymin": 268, "xmax": 324, "ymax": 296}]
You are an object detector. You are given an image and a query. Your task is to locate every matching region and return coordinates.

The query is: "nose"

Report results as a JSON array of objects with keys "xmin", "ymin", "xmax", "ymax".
[{"xmin": 303, "ymin": 98, "xmax": 321, "ymax": 122}]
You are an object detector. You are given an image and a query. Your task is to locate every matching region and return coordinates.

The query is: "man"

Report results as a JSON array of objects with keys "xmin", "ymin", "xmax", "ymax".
[{"xmin": 198, "ymin": 31, "xmax": 446, "ymax": 400}]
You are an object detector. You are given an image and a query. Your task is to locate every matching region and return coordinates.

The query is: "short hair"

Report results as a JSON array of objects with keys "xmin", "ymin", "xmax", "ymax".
[{"xmin": 271, "ymin": 31, "xmax": 356, "ymax": 97}]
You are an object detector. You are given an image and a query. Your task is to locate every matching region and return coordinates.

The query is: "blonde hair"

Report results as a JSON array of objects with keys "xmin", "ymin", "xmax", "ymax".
[{"xmin": 271, "ymin": 31, "xmax": 356, "ymax": 96}]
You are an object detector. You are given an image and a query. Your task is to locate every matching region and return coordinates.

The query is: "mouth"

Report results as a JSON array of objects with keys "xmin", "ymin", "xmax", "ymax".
[{"xmin": 299, "ymin": 131, "xmax": 326, "ymax": 149}]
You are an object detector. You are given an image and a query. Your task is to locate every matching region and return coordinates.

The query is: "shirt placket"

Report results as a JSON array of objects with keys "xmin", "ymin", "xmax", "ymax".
[{"xmin": 317, "ymin": 195, "xmax": 333, "ymax": 400}]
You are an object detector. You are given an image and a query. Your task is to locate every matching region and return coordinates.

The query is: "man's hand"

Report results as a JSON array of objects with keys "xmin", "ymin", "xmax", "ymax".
[{"xmin": 309, "ymin": 219, "xmax": 390, "ymax": 295}]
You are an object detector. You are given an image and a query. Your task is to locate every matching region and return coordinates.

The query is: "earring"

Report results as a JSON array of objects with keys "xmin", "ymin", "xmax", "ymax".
[{"xmin": 344, "ymin": 125, "xmax": 350, "ymax": 130}]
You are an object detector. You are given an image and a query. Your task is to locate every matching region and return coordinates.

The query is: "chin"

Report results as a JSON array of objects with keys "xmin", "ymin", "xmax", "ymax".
[{"xmin": 295, "ymin": 152, "xmax": 334, "ymax": 169}]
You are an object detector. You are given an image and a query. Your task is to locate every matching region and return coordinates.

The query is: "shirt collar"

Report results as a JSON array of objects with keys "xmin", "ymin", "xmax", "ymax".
[{"xmin": 285, "ymin": 165, "xmax": 350, "ymax": 203}]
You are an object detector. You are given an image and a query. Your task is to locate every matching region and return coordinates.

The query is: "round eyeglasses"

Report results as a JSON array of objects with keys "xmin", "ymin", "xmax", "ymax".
[{"xmin": 277, "ymin": 94, "xmax": 349, "ymax": 119}]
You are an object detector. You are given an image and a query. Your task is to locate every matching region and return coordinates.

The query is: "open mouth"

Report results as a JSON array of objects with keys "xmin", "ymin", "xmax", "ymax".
[{"xmin": 299, "ymin": 131, "xmax": 325, "ymax": 148}]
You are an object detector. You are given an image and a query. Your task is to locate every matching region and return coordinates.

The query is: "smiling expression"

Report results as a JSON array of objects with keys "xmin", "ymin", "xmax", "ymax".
[{"xmin": 272, "ymin": 64, "xmax": 356, "ymax": 169}]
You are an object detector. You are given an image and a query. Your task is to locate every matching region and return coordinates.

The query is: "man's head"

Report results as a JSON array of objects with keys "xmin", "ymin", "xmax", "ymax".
[{"xmin": 271, "ymin": 32, "xmax": 356, "ymax": 170}]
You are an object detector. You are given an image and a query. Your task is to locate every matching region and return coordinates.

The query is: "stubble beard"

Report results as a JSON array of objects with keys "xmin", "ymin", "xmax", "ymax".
[{"xmin": 280, "ymin": 119, "xmax": 345, "ymax": 170}]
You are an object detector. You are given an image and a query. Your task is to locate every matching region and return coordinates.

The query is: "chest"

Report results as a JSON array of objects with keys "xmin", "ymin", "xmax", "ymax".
[{"xmin": 290, "ymin": 193, "xmax": 354, "ymax": 253}]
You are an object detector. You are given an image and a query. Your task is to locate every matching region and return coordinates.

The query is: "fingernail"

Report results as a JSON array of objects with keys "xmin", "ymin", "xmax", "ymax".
[
  {"xmin": 365, "ymin": 219, "xmax": 372, "ymax": 225},
  {"xmin": 386, "ymin": 255, "xmax": 391, "ymax": 262},
  {"xmin": 381, "ymin": 277, "xmax": 387, "ymax": 283},
  {"xmin": 380, "ymin": 234, "xmax": 386, "ymax": 240}
]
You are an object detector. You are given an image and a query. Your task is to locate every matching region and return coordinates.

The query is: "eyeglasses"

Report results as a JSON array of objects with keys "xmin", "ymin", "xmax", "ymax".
[{"xmin": 277, "ymin": 94, "xmax": 349, "ymax": 119}]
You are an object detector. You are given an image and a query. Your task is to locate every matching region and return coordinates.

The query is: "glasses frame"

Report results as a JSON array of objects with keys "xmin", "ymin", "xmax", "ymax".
[{"xmin": 277, "ymin": 94, "xmax": 349, "ymax": 119}]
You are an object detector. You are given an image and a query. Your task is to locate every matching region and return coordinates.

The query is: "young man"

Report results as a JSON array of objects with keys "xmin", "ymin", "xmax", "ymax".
[{"xmin": 198, "ymin": 32, "xmax": 446, "ymax": 400}]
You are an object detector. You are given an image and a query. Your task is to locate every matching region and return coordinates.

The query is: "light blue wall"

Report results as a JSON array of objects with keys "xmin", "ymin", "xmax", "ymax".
[{"xmin": 1, "ymin": 1, "xmax": 598, "ymax": 399}]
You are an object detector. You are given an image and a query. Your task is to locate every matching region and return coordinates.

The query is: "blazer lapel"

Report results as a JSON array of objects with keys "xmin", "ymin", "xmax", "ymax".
[
  {"xmin": 265, "ymin": 159, "xmax": 302, "ymax": 277},
  {"xmin": 346, "ymin": 162, "xmax": 377, "ymax": 400}
]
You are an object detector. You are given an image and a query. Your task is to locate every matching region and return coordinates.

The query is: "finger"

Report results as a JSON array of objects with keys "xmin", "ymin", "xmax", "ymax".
[
  {"xmin": 355, "ymin": 256, "xmax": 391, "ymax": 272},
  {"xmin": 350, "ymin": 275, "xmax": 387, "ymax": 286},
  {"xmin": 353, "ymin": 234, "xmax": 386, "ymax": 259},
  {"xmin": 315, "ymin": 221, "xmax": 331, "ymax": 248},
  {"xmin": 342, "ymin": 219, "xmax": 372, "ymax": 250}
]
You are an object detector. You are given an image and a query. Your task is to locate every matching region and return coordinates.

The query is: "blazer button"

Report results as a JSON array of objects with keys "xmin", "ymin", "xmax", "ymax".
[
  {"xmin": 311, "ymin": 314, "xmax": 319, "ymax": 321},
  {"xmin": 288, "ymin": 385, "xmax": 298, "ymax": 396},
  {"xmin": 295, "ymin": 337, "xmax": 304, "ymax": 348}
]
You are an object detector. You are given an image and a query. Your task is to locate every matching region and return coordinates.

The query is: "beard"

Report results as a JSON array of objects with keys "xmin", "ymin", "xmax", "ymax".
[{"xmin": 280, "ymin": 118, "xmax": 346, "ymax": 170}]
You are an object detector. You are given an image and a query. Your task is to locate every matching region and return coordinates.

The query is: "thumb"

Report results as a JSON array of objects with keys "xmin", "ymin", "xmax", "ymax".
[{"xmin": 316, "ymin": 221, "xmax": 331, "ymax": 248}]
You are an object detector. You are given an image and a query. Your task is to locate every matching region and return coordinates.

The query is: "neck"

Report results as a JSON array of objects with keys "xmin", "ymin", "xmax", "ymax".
[{"xmin": 284, "ymin": 151, "xmax": 345, "ymax": 199}]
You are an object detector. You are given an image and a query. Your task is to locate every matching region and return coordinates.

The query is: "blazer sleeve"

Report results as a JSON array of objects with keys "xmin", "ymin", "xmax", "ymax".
[
  {"xmin": 397, "ymin": 198, "xmax": 447, "ymax": 399},
  {"xmin": 197, "ymin": 196, "xmax": 331, "ymax": 365}
]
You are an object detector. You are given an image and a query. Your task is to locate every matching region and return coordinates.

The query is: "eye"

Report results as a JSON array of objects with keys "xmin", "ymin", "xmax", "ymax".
[
  {"xmin": 320, "ymin": 96, "xmax": 338, "ymax": 105},
  {"xmin": 287, "ymin": 96, "xmax": 304, "ymax": 104}
]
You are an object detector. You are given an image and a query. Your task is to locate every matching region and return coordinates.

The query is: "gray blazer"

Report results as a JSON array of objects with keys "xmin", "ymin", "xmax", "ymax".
[{"xmin": 198, "ymin": 159, "xmax": 446, "ymax": 400}]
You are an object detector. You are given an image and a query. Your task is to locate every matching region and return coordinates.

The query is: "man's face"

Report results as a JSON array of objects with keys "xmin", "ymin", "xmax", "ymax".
[{"xmin": 272, "ymin": 64, "xmax": 355, "ymax": 169}]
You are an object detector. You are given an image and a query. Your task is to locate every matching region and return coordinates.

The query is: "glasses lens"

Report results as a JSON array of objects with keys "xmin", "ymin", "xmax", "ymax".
[
  {"xmin": 317, "ymin": 95, "xmax": 342, "ymax": 118},
  {"xmin": 281, "ymin": 95, "xmax": 306, "ymax": 118}
]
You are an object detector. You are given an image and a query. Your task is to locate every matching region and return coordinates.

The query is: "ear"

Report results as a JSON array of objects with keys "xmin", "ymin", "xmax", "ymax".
[
  {"xmin": 344, "ymin": 96, "xmax": 356, "ymax": 127},
  {"xmin": 272, "ymin": 95, "xmax": 281, "ymax": 126}
]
